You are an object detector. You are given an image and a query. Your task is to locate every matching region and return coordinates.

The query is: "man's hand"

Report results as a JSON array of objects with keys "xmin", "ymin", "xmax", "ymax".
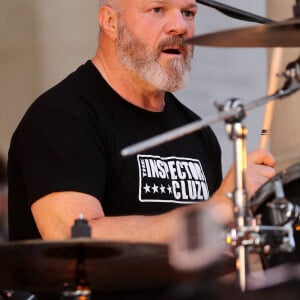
[
  {"xmin": 218, "ymin": 148, "xmax": 276, "ymax": 199},
  {"xmin": 244, "ymin": 149, "xmax": 276, "ymax": 196}
]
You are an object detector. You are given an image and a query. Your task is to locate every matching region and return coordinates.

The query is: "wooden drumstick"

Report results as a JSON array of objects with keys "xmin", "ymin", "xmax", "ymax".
[{"xmin": 259, "ymin": 48, "xmax": 283, "ymax": 149}]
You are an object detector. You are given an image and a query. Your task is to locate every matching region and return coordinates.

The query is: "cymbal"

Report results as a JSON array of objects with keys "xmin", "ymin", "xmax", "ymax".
[
  {"xmin": 187, "ymin": 18, "xmax": 300, "ymax": 47},
  {"xmin": 0, "ymin": 238, "xmax": 234, "ymax": 293}
]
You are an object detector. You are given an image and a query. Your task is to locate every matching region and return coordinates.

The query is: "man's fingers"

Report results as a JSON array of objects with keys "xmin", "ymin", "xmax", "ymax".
[
  {"xmin": 247, "ymin": 163, "xmax": 276, "ymax": 179},
  {"xmin": 248, "ymin": 149, "xmax": 275, "ymax": 167},
  {"xmin": 246, "ymin": 150, "xmax": 277, "ymax": 196}
]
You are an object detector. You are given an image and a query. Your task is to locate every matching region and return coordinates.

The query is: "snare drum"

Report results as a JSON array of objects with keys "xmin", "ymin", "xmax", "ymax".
[{"xmin": 251, "ymin": 163, "xmax": 300, "ymax": 268}]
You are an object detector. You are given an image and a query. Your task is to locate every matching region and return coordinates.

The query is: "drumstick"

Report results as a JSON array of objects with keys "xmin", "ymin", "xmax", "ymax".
[{"xmin": 259, "ymin": 47, "xmax": 283, "ymax": 149}]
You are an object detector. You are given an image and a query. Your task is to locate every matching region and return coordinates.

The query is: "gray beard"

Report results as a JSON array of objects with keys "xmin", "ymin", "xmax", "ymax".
[{"xmin": 117, "ymin": 19, "xmax": 192, "ymax": 92}]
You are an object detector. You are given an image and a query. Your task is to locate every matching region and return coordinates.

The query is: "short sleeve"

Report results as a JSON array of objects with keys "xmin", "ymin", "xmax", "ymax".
[{"xmin": 13, "ymin": 108, "xmax": 108, "ymax": 205}]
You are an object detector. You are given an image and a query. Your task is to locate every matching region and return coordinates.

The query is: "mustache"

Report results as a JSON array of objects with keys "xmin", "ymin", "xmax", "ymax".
[{"xmin": 157, "ymin": 36, "xmax": 189, "ymax": 54}]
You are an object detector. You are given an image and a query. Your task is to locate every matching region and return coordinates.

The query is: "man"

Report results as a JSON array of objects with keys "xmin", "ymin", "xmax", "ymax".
[{"xmin": 8, "ymin": 0, "xmax": 275, "ymax": 242}]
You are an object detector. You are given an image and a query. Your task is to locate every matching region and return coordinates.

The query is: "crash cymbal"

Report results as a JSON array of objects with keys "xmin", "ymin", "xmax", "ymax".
[
  {"xmin": 0, "ymin": 238, "xmax": 234, "ymax": 293},
  {"xmin": 187, "ymin": 17, "xmax": 300, "ymax": 47}
]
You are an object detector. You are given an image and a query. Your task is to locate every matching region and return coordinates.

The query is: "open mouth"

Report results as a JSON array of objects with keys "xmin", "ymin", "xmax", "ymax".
[{"xmin": 162, "ymin": 47, "xmax": 183, "ymax": 55}]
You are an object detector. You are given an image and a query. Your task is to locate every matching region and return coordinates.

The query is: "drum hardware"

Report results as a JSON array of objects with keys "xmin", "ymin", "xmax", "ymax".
[
  {"xmin": 265, "ymin": 178, "xmax": 300, "ymax": 227},
  {"xmin": 187, "ymin": 0, "xmax": 300, "ymax": 48},
  {"xmin": 250, "ymin": 163, "xmax": 300, "ymax": 269},
  {"xmin": 185, "ymin": 17, "xmax": 300, "ymax": 48},
  {"xmin": 60, "ymin": 244, "xmax": 92, "ymax": 300},
  {"xmin": 59, "ymin": 215, "xmax": 92, "ymax": 300},
  {"xmin": 226, "ymin": 219, "xmax": 296, "ymax": 257},
  {"xmin": 71, "ymin": 214, "xmax": 92, "ymax": 238},
  {"xmin": 61, "ymin": 282, "xmax": 91, "ymax": 300},
  {"xmin": 122, "ymin": 57, "xmax": 300, "ymax": 291},
  {"xmin": 196, "ymin": 0, "xmax": 274, "ymax": 24}
]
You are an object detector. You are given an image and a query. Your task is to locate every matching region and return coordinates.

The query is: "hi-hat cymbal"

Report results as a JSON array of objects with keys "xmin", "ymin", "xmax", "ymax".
[
  {"xmin": 0, "ymin": 238, "xmax": 234, "ymax": 293},
  {"xmin": 187, "ymin": 17, "xmax": 300, "ymax": 47}
]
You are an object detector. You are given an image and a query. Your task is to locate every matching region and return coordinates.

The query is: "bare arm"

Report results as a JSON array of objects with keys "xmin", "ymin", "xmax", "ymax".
[
  {"xmin": 31, "ymin": 191, "xmax": 188, "ymax": 243},
  {"xmin": 31, "ymin": 189, "xmax": 234, "ymax": 243}
]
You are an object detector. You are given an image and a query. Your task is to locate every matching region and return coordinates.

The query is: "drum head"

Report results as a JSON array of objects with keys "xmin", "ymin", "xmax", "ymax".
[{"xmin": 250, "ymin": 163, "xmax": 300, "ymax": 267}]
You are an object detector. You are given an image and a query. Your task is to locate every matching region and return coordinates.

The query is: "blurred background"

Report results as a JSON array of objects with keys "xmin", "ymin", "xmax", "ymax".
[{"xmin": 0, "ymin": 0, "xmax": 299, "ymax": 240}]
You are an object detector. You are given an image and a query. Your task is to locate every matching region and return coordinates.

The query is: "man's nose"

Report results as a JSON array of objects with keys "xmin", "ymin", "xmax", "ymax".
[{"xmin": 165, "ymin": 11, "xmax": 190, "ymax": 36}]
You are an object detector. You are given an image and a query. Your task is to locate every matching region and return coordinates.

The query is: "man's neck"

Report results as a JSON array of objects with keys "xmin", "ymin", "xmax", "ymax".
[{"xmin": 92, "ymin": 53, "xmax": 166, "ymax": 112}]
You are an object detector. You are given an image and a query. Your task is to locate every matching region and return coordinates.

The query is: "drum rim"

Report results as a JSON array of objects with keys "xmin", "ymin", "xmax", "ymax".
[{"xmin": 251, "ymin": 162, "xmax": 300, "ymax": 212}]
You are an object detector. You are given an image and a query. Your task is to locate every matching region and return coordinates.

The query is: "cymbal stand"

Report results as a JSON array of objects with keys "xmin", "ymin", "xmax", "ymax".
[
  {"xmin": 62, "ymin": 216, "xmax": 92, "ymax": 300},
  {"xmin": 217, "ymin": 98, "xmax": 250, "ymax": 291},
  {"xmin": 61, "ymin": 248, "xmax": 91, "ymax": 300}
]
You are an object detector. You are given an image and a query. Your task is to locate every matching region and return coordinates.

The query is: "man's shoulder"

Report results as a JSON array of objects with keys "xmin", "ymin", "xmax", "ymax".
[{"xmin": 22, "ymin": 61, "xmax": 106, "ymax": 118}]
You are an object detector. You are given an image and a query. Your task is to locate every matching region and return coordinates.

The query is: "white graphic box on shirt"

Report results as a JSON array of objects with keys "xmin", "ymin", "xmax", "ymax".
[{"xmin": 137, "ymin": 154, "xmax": 210, "ymax": 204}]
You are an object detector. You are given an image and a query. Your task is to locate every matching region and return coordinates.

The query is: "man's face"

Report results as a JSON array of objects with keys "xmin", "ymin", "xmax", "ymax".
[{"xmin": 116, "ymin": 0, "xmax": 197, "ymax": 91}]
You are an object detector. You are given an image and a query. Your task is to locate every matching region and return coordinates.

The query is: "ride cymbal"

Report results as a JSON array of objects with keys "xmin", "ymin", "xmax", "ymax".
[
  {"xmin": 187, "ymin": 18, "xmax": 300, "ymax": 47},
  {"xmin": 0, "ymin": 239, "xmax": 176, "ymax": 292},
  {"xmin": 0, "ymin": 238, "xmax": 234, "ymax": 293}
]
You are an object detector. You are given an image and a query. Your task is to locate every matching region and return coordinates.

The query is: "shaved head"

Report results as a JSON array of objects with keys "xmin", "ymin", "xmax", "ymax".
[
  {"xmin": 99, "ymin": 0, "xmax": 125, "ymax": 14},
  {"xmin": 99, "ymin": 0, "xmax": 111, "ymax": 5},
  {"xmin": 99, "ymin": 0, "xmax": 119, "ymax": 8}
]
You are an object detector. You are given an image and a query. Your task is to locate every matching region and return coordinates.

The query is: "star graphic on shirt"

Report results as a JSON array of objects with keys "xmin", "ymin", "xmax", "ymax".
[
  {"xmin": 167, "ymin": 185, "xmax": 173, "ymax": 194},
  {"xmin": 152, "ymin": 184, "xmax": 159, "ymax": 193},
  {"xmin": 160, "ymin": 185, "xmax": 166, "ymax": 194},
  {"xmin": 143, "ymin": 183, "xmax": 151, "ymax": 193}
]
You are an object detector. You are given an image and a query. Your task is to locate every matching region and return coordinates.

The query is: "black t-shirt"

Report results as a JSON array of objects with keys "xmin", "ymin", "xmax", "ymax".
[{"xmin": 8, "ymin": 60, "xmax": 222, "ymax": 240}]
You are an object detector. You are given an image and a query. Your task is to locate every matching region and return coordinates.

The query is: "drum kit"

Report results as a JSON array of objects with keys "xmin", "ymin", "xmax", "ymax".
[{"xmin": 1, "ymin": 1, "xmax": 300, "ymax": 299}]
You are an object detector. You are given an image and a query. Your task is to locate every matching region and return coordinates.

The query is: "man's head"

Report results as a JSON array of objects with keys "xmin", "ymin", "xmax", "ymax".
[{"xmin": 98, "ymin": 0, "xmax": 197, "ymax": 92}]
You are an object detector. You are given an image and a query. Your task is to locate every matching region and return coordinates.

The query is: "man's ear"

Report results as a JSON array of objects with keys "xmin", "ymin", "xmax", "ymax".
[{"xmin": 98, "ymin": 6, "xmax": 118, "ymax": 40}]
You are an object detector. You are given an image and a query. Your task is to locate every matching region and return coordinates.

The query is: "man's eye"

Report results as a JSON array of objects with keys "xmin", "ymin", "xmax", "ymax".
[
  {"xmin": 183, "ymin": 10, "xmax": 195, "ymax": 18},
  {"xmin": 152, "ymin": 7, "xmax": 162, "ymax": 14}
]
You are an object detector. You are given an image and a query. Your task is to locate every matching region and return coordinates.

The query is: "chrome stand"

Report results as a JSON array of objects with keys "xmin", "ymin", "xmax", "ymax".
[{"xmin": 221, "ymin": 98, "xmax": 250, "ymax": 291}]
